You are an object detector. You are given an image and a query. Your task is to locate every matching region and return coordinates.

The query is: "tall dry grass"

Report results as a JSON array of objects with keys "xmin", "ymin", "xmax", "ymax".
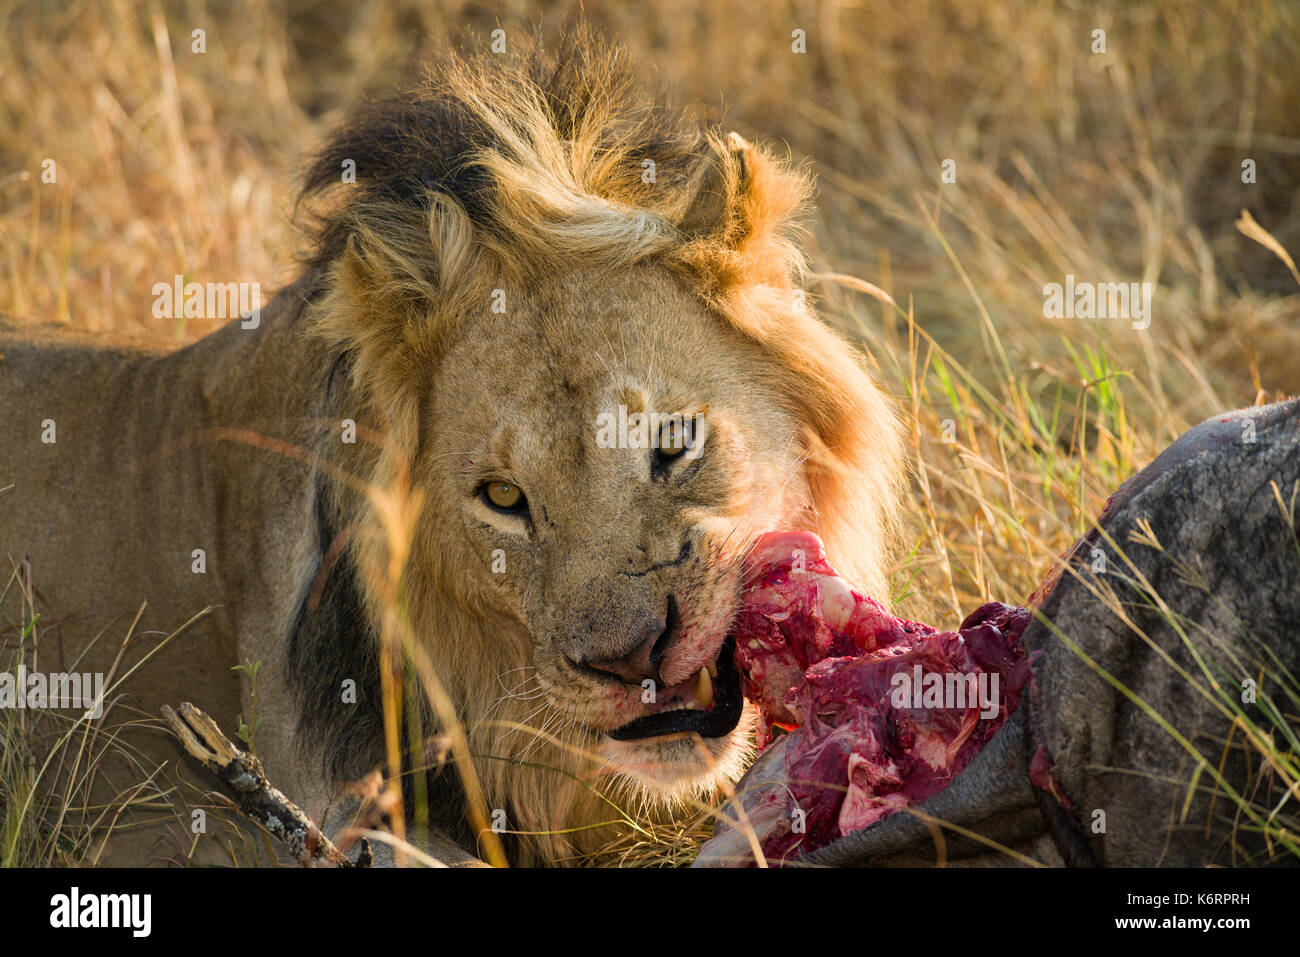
[{"xmin": 2, "ymin": 0, "xmax": 1298, "ymax": 864}]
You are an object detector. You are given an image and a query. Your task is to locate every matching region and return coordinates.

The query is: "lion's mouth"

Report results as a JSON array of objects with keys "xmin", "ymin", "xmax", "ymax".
[{"xmin": 606, "ymin": 635, "xmax": 743, "ymax": 741}]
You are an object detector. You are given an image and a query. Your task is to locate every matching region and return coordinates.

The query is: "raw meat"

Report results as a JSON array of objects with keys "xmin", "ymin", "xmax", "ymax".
[{"xmin": 698, "ymin": 531, "xmax": 1031, "ymax": 866}]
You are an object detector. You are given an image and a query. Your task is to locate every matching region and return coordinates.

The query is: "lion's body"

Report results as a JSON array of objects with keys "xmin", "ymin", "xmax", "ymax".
[
  {"xmin": 0, "ymin": 290, "xmax": 489, "ymax": 865},
  {"xmin": 0, "ymin": 32, "xmax": 903, "ymax": 866},
  {"xmin": 1, "ymin": 292, "xmax": 351, "ymax": 863}
]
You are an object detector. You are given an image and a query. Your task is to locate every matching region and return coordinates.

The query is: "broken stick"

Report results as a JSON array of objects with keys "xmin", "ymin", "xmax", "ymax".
[{"xmin": 162, "ymin": 701, "xmax": 370, "ymax": 868}]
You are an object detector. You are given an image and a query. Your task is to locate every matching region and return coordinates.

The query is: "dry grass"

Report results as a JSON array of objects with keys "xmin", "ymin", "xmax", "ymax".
[
  {"xmin": 0, "ymin": 559, "xmax": 213, "ymax": 867},
  {"xmin": 2, "ymin": 0, "xmax": 1298, "ymax": 865}
]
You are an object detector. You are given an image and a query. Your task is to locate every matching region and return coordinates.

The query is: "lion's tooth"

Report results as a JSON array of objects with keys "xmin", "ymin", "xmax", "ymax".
[
  {"xmin": 694, "ymin": 666, "xmax": 714, "ymax": 708},
  {"xmin": 705, "ymin": 659, "xmax": 717, "ymax": 679}
]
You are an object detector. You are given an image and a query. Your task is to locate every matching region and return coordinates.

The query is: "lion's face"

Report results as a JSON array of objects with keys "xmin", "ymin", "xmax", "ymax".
[{"xmin": 422, "ymin": 264, "xmax": 810, "ymax": 796}]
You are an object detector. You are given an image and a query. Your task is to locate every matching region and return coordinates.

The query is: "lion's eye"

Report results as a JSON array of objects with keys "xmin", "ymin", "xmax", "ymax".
[
  {"xmin": 656, "ymin": 420, "xmax": 691, "ymax": 459},
  {"xmin": 482, "ymin": 481, "xmax": 526, "ymax": 513}
]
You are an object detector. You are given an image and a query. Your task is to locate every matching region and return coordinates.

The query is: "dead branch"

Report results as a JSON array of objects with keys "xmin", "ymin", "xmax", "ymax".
[{"xmin": 162, "ymin": 701, "xmax": 370, "ymax": 868}]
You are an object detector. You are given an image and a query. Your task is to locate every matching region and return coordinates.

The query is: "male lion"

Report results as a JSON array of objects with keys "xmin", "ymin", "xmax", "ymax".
[{"xmin": 0, "ymin": 31, "xmax": 902, "ymax": 866}]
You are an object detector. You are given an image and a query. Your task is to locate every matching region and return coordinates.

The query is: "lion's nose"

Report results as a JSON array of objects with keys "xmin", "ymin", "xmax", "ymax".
[{"xmin": 585, "ymin": 596, "xmax": 678, "ymax": 684}]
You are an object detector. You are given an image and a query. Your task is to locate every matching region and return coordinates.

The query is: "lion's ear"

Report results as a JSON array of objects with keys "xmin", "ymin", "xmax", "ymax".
[
  {"xmin": 326, "ymin": 196, "xmax": 474, "ymax": 369},
  {"xmin": 671, "ymin": 131, "xmax": 811, "ymax": 292},
  {"xmin": 674, "ymin": 131, "xmax": 753, "ymax": 243},
  {"xmin": 670, "ymin": 130, "xmax": 811, "ymax": 280}
]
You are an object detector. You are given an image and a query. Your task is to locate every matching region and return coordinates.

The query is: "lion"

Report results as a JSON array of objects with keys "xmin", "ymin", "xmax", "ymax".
[{"xmin": 0, "ymin": 29, "xmax": 903, "ymax": 866}]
